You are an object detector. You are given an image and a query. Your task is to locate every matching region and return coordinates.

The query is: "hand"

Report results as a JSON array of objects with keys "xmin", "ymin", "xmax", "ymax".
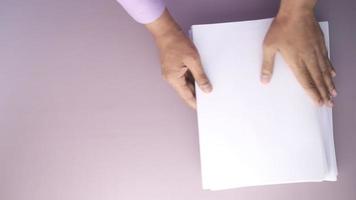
[
  {"xmin": 146, "ymin": 9, "xmax": 212, "ymax": 109},
  {"xmin": 261, "ymin": 0, "xmax": 337, "ymax": 106}
]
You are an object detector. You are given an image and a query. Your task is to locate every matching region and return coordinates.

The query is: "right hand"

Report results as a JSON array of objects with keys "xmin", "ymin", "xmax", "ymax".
[{"xmin": 146, "ymin": 9, "xmax": 212, "ymax": 109}]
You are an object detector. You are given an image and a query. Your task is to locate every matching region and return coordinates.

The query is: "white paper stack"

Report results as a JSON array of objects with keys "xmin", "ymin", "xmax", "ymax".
[{"xmin": 191, "ymin": 18, "xmax": 337, "ymax": 191}]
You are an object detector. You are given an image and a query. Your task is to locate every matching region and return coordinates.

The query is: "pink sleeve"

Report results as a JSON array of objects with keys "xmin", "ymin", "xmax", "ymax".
[{"xmin": 116, "ymin": 0, "xmax": 165, "ymax": 24}]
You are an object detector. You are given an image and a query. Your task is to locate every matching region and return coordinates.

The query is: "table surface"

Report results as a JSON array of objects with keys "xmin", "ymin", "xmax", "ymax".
[{"xmin": 0, "ymin": 0, "xmax": 355, "ymax": 200}]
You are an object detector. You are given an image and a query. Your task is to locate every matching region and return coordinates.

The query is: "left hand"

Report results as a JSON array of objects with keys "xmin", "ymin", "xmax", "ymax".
[{"xmin": 261, "ymin": 0, "xmax": 337, "ymax": 106}]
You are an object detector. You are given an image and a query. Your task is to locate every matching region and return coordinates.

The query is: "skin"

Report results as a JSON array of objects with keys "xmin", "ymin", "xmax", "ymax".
[{"xmin": 146, "ymin": 0, "xmax": 336, "ymax": 109}]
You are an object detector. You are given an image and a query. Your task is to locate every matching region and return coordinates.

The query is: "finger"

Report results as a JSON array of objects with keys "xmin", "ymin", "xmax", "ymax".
[
  {"xmin": 327, "ymin": 59, "xmax": 337, "ymax": 77},
  {"xmin": 322, "ymin": 50, "xmax": 336, "ymax": 77},
  {"xmin": 303, "ymin": 54, "xmax": 332, "ymax": 106},
  {"xmin": 316, "ymin": 50, "xmax": 337, "ymax": 97},
  {"xmin": 261, "ymin": 45, "xmax": 276, "ymax": 84},
  {"xmin": 171, "ymin": 78, "xmax": 197, "ymax": 109},
  {"xmin": 161, "ymin": 65, "xmax": 188, "ymax": 82},
  {"xmin": 290, "ymin": 60, "xmax": 323, "ymax": 106},
  {"xmin": 184, "ymin": 55, "xmax": 212, "ymax": 93},
  {"xmin": 318, "ymin": 38, "xmax": 336, "ymax": 77},
  {"xmin": 162, "ymin": 66, "xmax": 197, "ymax": 109}
]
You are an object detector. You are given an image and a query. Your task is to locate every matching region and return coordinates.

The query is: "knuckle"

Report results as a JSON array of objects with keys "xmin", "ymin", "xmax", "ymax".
[
  {"xmin": 261, "ymin": 68, "xmax": 272, "ymax": 75},
  {"xmin": 321, "ymin": 69, "xmax": 330, "ymax": 77},
  {"xmin": 198, "ymin": 78, "xmax": 209, "ymax": 86},
  {"xmin": 262, "ymin": 42, "xmax": 271, "ymax": 49},
  {"xmin": 185, "ymin": 52, "xmax": 199, "ymax": 62},
  {"xmin": 314, "ymin": 76, "xmax": 324, "ymax": 87},
  {"xmin": 194, "ymin": 71, "xmax": 208, "ymax": 81},
  {"xmin": 263, "ymin": 38, "xmax": 274, "ymax": 49}
]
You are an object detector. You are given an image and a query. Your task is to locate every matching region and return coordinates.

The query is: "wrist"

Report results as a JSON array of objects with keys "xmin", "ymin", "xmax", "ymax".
[
  {"xmin": 145, "ymin": 9, "xmax": 182, "ymax": 41},
  {"xmin": 277, "ymin": 0, "xmax": 316, "ymax": 20}
]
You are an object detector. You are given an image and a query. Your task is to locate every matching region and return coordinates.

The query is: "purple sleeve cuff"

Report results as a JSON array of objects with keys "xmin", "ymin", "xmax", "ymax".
[{"xmin": 117, "ymin": 0, "xmax": 165, "ymax": 24}]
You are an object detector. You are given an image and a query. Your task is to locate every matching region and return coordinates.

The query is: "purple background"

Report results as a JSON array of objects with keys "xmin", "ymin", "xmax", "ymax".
[{"xmin": 0, "ymin": 0, "xmax": 355, "ymax": 199}]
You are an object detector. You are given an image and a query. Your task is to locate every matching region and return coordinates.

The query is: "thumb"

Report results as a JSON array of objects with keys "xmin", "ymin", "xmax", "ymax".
[
  {"xmin": 185, "ymin": 55, "xmax": 212, "ymax": 93},
  {"xmin": 261, "ymin": 46, "xmax": 276, "ymax": 84}
]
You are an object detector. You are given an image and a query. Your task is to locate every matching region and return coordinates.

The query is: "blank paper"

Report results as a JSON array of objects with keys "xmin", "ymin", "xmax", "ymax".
[{"xmin": 191, "ymin": 18, "xmax": 337, "ymax": 191}]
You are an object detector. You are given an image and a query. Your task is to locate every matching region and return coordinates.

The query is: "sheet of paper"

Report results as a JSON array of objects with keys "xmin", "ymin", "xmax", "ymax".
[{"xmin": 191, "ymin": 18, "xmax": 337, "ymax": 191}]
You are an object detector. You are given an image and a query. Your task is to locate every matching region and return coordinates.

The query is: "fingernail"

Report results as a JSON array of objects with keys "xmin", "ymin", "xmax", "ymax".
[
  {"xmin": 331, "ymin": 70, "xmax": 336, "ymax": 77},
  {"xmin": 331, "ymin": 89, "xmax": 338, "ymax": 97},
  {"xmin": 202, "ymin": 84, "xmax": 212, "ymax": 93},
  {"xmin": 261, "ymin": 75, "xmax": 270, "ymax": 84}
]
